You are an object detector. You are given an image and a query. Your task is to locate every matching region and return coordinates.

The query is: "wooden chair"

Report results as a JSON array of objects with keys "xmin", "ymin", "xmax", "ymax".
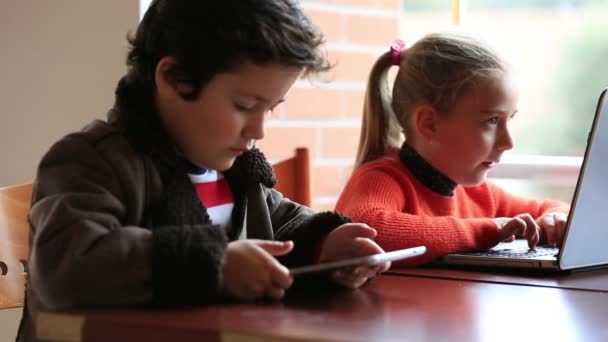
[
  {"xmin": 0, "ymin": 183, "xmax": 32, "ymax": 309},
  {"xmin": 272, "ymin": 147, "xmax": 312, "ymax": 207}
]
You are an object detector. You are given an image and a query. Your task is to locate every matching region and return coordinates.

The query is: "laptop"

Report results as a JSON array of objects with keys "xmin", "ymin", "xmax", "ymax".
[{"xmin": 437, "ymin": 88, "xmax": 608, "ymax": 271}]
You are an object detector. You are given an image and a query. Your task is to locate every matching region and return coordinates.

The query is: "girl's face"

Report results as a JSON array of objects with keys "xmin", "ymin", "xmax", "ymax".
[
  {"xmin": 156, "ymin": 60, "xmax": 302, "ymax": 171},
  {"xmin": 425, "ymin": 75, "xmax": 519, "ymax": 186}
]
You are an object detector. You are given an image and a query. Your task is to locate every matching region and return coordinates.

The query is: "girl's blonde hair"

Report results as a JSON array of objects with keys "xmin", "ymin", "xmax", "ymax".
[{"xmin": 354, "ymin": 32, "xmax": 509, "ymax": 170}]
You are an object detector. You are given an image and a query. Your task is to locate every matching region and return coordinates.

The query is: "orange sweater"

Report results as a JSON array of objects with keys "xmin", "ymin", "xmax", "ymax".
[{"xmin": 335, "ymin": 150, "xmax": 569, "ymax": 266}]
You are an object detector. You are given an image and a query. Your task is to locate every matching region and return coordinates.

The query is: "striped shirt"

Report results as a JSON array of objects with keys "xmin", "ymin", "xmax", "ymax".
[{"xmin": 188, "ymin": 168, "xmax": 234, "ymax": 230}]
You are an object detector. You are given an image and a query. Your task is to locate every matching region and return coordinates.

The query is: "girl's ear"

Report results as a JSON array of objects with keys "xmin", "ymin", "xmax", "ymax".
[
  {"xmin": 413, "ymin": 104, "xmax": 440, "ymax": 143},
  {"xmin": 155, "ymin": 56, "xmax": 191, "ymax": 100}
]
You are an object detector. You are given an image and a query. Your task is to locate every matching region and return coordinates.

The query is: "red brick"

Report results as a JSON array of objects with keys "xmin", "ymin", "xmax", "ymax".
[
  {"xmin": 312, "ymin": 162, "xmax": 359, "ymax": 211},
  {"xmin": 320, "ymin": 127, "xmax": 361, "ymax": 158},
  {"xmin": 344, "ymin": 88, "xmax": 366, "ymax": 120},
  {"xmin": 326, "ymin": 50, "xmax": 379, "ymax": 82},
  {"xmin": 312, "ymin": 200, "xmax": 338, "ymax": 212},
  {"xmin": 313, "ymin": 164, "xmax": 355, "ymax": 196},
  {"xmin": 285, "ymin": 87, "xmax": 343, "ymax": 119},
  {"xmin": 305, "ymin": 9, "xmax": 344, "ymax": 43},
  {"xmin": 270, "ymin": 103, "xmax": 287, "ymax": 119},
  {"xmin": 346, "ymin": 14, "xmax": 399, "ymax": 45},
  {"xmin": 257, "ymin": 127, "xmax": 319, "ymax": 160},
  {"xmin": 313, "ymin": 165, "xmax": 343, "ymax": 196},
  {"xmin": 339, "ymin": 162, "xmax": 356, "ymax": 180},
  {"xmin": 343, "ymin": 75, "xmax": 398, "ymax": 120}
]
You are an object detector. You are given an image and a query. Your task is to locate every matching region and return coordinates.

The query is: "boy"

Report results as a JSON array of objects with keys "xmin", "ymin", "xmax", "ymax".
[{"xmin": 18, "ymin": 1, "xmax": 388, "ymax": 341}]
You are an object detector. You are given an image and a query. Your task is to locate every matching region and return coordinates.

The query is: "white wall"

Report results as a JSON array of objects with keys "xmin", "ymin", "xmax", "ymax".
[
  {"xmin": 0, "ymin": 309, "xmax": 21, "ymax": 341},
  {"xmin": 0, "ymin": 1, "xmax": 138, "ymax": 187},
  {"xmin": 0, "ymin": 1, "xmax": 138, "ymax": 340}
]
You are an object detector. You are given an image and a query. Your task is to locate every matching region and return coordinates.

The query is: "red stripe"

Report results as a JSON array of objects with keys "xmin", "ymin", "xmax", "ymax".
[{"xmin": 193, "ymin": 178, "xmax": 234, "ymax": 208}]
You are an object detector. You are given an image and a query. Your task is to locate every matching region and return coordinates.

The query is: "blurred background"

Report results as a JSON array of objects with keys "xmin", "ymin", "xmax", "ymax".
[
  {"xmin": 2, "ymin": 0, "xmax": 606, "ymax": 210},
  {"xmin": 261, "ymin": 0, "xmax": 608, "ymax": 210},
  {"xmin": 397, "ymin": 0, "xmax": 608, "ymax": 206}
]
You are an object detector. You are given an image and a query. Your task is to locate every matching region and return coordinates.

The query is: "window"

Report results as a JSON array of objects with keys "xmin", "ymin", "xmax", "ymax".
[
  {"xmin": 402, "ymin": 0, "xmax": 607, "ymax": 203},
  {"xmin": 139, "ymin": 0, "xmax": 152, "ymax": 20}
]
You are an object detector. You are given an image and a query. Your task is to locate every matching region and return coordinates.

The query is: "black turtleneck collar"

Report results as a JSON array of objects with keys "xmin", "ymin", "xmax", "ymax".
[{"xmin": 398, "ymin": 142, "xmax": 457, "ymax": 196}]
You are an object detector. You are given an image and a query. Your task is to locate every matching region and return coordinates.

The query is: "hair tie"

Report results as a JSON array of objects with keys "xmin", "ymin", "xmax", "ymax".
[{"xmin": 390, "ymin": 39, "xmax": 406, "ymax": 66}]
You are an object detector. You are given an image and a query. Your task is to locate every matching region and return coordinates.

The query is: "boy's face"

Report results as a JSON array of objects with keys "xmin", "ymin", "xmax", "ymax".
[{"xmin": 156, "ymin": 59, "xmax": 302, "ymax": 171}]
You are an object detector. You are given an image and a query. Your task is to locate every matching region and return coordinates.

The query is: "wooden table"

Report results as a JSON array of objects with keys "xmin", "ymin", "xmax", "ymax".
[
  {"xmin": 386, "ymin": 266, "xmax": 608, "ymax": 292},
  {"xmin": 36, "ymin": 274, "xmax": 608, "ymax": 342}
]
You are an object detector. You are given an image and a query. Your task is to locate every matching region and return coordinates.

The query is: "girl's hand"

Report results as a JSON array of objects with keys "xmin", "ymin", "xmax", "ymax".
[
  {"xmin": 536, "ymin": 212, "xmax": 568, "ymax": 247},
  {"xmin": 493, "ymin": 213, "xmax": 541, "ymax": 249},
  {"xmin": 222, "ymin": 240, "xmax": 294, "ymax": 301},
  {"xmin": 318, "ymin": 223, "xmax": 390, "ymax": 289}
]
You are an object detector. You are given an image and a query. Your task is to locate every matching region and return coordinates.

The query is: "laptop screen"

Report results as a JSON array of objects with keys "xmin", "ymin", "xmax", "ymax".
[{"xmin": 560, "ymin": 88, "xmax": 608, "ymax": 269}]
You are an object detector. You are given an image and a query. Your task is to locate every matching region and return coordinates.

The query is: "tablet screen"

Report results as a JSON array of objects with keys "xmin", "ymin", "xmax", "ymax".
[{"xmin": 290, "ymin": 246, "xmax": 426, "ymax": 276}]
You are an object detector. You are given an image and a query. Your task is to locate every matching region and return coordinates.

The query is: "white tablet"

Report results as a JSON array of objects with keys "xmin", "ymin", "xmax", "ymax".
[{"xmin": 290, "ymin": 246, "xmax": 427, "ymax": 276}]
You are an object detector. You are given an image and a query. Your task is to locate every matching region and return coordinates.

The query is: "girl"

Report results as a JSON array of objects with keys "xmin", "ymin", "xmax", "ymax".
[
  {"xmin": 19, "ymin": 0, "xmax": 388, "ymax": 340},
  {"xmin": 335, "ymin": 32, "xmax": 569, "ymax": 266}
]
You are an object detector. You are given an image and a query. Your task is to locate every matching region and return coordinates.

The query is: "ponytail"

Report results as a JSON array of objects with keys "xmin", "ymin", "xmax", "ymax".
[
  {"xmin": 353, "ymin": 52, "xmax": 404, "ymax": 170},
  {"xmin": 353, "ymin": 32, "xmax": 508, "ymax": 173}
]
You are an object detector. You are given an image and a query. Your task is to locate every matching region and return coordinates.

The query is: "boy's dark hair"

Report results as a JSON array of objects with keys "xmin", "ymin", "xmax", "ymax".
[{"xmin": 115, "ymin": 0, "xmax": 330, "ymax": 112}]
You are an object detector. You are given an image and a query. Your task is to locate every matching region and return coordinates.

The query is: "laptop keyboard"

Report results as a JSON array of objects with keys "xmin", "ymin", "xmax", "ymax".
[{"xmin": 468, "ymin": 246, "xmax": 559, "ymax": 259}]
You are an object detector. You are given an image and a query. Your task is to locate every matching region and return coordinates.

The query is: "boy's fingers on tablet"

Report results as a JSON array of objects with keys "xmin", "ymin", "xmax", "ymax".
[
  {"xmin": 265, "ymin": 287, "xmax": 286, "ymax": 301},
  {"xmin": 237, "ymin": 283, "xmax": 265, "ymax": 302},
  {"xmin": 375, "ymin": 261, "xmax": 391, "ymax": 273},
  {"xmin": 352, "ymin": 266, "xmax": 376, "ymax": 278},
  {"xmin": 335, "ymin": 267, "xmax": 377, "ymax": 288},
  {"xmin": 353, "ymin": 237, "xmax": 384, "ymax": 254},
  {"xmin": 271, "ymin": 267, "xmax": 293, "ymax": 289},
  {"xmin": 248, "ymin": 243, "xmax": 292, "ymax": 288},
  {"xmin": 332, "ymin": 272, "xmax": 361, "ymax": 289},
  {"xmin": 352, "ymin": 277, "xmax": 369, "ymax": 288},
  {"xmin": 264, "ymin": 256, "xmax": 292, "ymax": 289},
  {"xmin": 255, "ymin": 240, "xmax": 294, "ymax": 256},
  {"xmin": 349, "ymin": 274, "xmax": 372, "ymax": 288},
  {"xmin": 335, "ymin": 223, "xmax": 377, "ymax": 239}
]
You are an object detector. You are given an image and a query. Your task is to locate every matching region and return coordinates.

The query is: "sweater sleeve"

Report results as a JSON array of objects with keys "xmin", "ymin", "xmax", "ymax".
[
  {"xmin": 335, "ymin": 168, "xmax": 500, "ymax": 266},
  {"xmin": 264, "ymin": 188, "xmax": 351, "ymax": 268},
  {"xmin": 487, "ymin": 181, "xmax": 570, "ymax": 218}
]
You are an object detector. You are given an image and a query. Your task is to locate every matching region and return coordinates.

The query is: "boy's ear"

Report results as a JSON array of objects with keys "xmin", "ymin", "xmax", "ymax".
[
  {"xmin": 155, "ymin": 56, "xmax": 191, "ymax": 100},
  {"xmin": 413, "ymin": 104, "xmax": 440, "ymax": 142}
]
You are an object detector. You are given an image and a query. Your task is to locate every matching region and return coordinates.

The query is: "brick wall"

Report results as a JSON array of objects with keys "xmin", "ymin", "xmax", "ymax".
[{"xmin": 257, "ymin": 0, "xmax": 401, "ymax": 211}]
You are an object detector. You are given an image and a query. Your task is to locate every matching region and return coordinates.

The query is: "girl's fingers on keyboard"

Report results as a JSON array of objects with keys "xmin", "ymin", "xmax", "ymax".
[
  {"xmin": 554, "ymin": 213, "xmax": 568, "ymax": 246},
  {"xmin": 516, "ymin": 213, "xmax": 540, "ymax": 249},
  {"xmin": 539, "ymin": 212, "xmax": 567, "ymax": 247},
  {"xmin": 496, "ymin": 217, "xmax": 525, "ymax": 241}
]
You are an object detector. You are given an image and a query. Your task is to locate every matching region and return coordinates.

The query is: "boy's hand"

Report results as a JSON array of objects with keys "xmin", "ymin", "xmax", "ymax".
[
  {"xmin": 536, "ymin": 212, "xmax": 567, "ymax": 247},
  {"xmin": 222, "ymin": 240, "xmax": 294, "ymax": 301},
  {"xmin": 318, "ymin": 223, "xmax": 389, "ymax": 289},
  {"xmin": 493, "ymin": 213, "xmax": 541, "ymax": 249}
]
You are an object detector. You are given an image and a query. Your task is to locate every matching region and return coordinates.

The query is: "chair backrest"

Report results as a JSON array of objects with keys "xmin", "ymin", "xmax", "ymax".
[
  {"xmin": 0, "ymin": 183, "xmax": 32, "ymax": 309},
  {"xmin": 272, "ymin": 147, "xmax": 312, "ymax": 207}
]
